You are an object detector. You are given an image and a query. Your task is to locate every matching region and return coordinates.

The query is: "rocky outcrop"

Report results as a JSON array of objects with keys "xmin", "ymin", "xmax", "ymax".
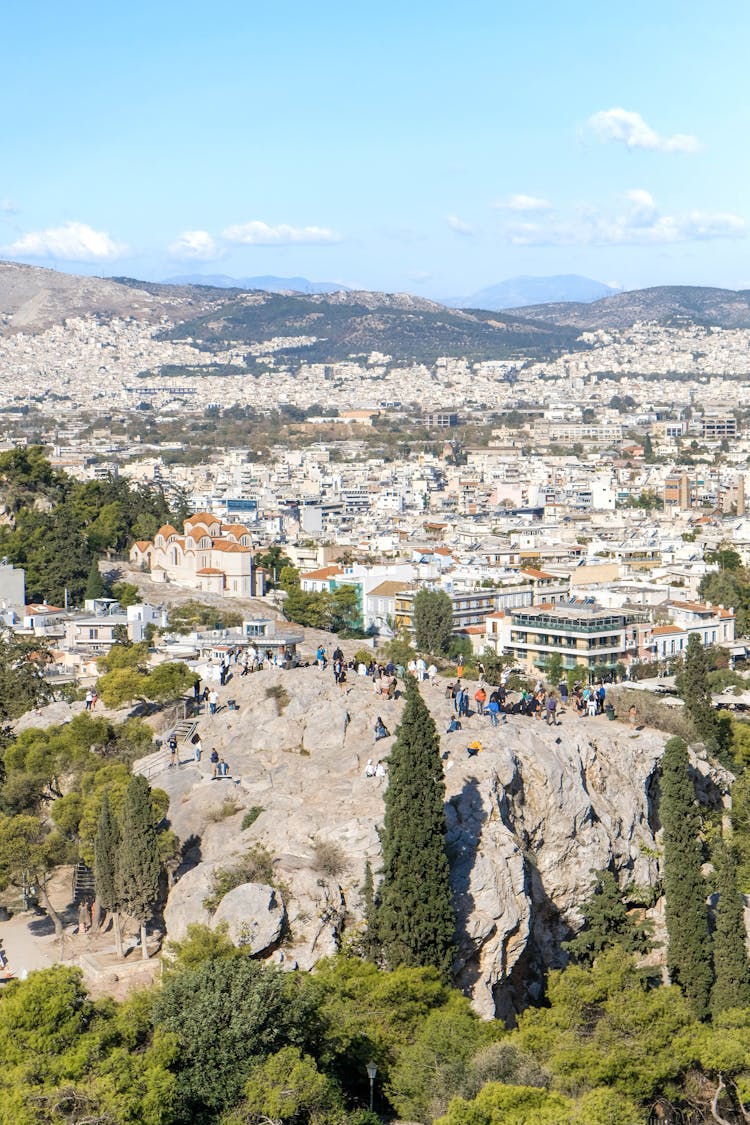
[
  {"xmin": 212, "ymin": 883, "xmax": 285, "ymax": 953},
  {"xmin": 145, "ymin": 665, "xmax": 728, "ymax": 1018}
]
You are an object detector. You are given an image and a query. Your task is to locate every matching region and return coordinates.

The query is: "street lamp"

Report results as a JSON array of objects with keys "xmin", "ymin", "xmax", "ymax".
[{"xmin": 366, "ymin": 1060, "xmax": 377, "ymax": 1113}]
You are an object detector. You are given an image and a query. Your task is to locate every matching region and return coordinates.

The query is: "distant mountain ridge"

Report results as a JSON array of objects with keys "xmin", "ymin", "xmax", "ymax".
[
  {"xmin": 4, "ymin": 262, "xmax": 750, "ymax": 370},
  {"xmin": 163, "ymin": 273, "xmax": 349, "ymax": 295},
  {"xmin": 448, "ymin": 274, "xmax": 619, "ymax": 310},
  {"xmin": 508, "ymin": 285, "xmax": 750, "ymax": 330}
]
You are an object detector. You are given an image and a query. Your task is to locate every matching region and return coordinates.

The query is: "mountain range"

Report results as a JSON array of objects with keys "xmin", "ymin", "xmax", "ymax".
[
  {"xmin": 4, "ymin": 261, "xmax": 750, "ymax": 368},
  {"xmin": 163, "ymin": 273, "xmax": 349, "ymax": 295},
  {"xmin": 445, "ymin": 274, "xmax": 619, "ymax": 310},
  {"xmin": 509, "ymin": 285, "xmax": 750, "ymax": 331}
]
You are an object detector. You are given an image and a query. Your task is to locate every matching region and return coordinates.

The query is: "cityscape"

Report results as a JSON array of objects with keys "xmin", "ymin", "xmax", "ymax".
[{"xmin": 4, "ymin": 1, "xmax": 750, "ymax": 1121}]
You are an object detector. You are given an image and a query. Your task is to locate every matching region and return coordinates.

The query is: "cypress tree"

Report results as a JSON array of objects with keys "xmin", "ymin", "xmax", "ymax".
[
  {"xmin": 660, "ymin": 737, "xmax": 713, "ymax": 1018},
  {"xmin": 376, "ymin": 677, "xmax": 455, "ymax": 978},
  {"xmin": 93, "ymin": 790, "xmax": 123, "ymax": 957},
  {"xmin": 359, "ymin": 858, "xmax": 380, "ymax": 962},
  {"xmin": 116, "ymin": 775, "xmax": 161, "ymax": 960},
  {"xmin": 85, "ymin": 558, "xmax": 106, "ymax": 601},
  {"xmin": 676, "ymin": 633, "xmax": 719, "ymax": 748},
  {"xmin": 710, "ymin": 838, "xmax": 750, "ymax": 1016}
]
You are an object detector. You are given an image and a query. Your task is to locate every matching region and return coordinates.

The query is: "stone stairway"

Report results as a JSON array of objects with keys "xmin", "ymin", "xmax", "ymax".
[
  {"xmin": 73, "ymin": 861, "xmax": 95, "ymax": 905},
  {"xmin": 135, "ymin": 720, "xmax": 199, "ymax": 780}
]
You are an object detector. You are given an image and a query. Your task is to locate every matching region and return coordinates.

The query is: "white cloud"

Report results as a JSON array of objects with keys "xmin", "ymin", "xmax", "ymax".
[
  {"xmin": 446, "ymin": 214, "xmax": 474, "ymax": 236},
  {"xmin": 505, "ymin": 190, "xmax": 745, "ymax": 247},
  {"xmin": 495, "ymin": 194, "xmax": 552, "ymax": 213},
  {"xmin": 168, "ymin": 229, "xmax": 222, "ymax": 261},
  {"xmin": 222, "ymin": 220, "xmax": 340, "ymax": 246},
  {"xmin": 5, "ymin": 221, "xmax": 127, "ymax": 261},
  {"xmin": 586, "ymin": 108, "xmax": 702, "ymax": 154},
  {"xmin": 1, "ymin": 199, "xmax": 19, "ymax": 215}
]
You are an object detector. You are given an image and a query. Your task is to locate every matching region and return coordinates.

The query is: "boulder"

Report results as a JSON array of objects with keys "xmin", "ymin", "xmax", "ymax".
[
  {"xmin": 163, "ymin": 863, "xmax": 218, "ymax": 943},
  {"xmin": 211, "ymin": 882, "xmax": 285, "ymax": 953}
]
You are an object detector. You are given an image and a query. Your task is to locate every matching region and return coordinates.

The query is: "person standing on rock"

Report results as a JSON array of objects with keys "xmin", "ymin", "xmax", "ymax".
[
  {"xmin": 546, "ymin": 693, "xmax": 559, "ymax": 726},
  {"xmin": 168, "ymin": 733, "xmax": 178, "ymax": 768},
  {"xmin": 209, "ymin": 688, "xmax": 219, "ymax": 716},
  {"xmin": 193, "ymin": 735, "xmax": 202, "ymax": 763}
]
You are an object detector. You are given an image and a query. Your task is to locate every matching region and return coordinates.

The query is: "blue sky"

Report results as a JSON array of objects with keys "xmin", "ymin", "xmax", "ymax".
[{"xmin": 2, "ymin": 1, "xmax": 748, "ymax": 297}]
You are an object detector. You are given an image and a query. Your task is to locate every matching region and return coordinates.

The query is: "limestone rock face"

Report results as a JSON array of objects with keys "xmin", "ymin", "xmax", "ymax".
[
  {"xmin": 163, "ymin": 862, "xmax": 217, "ymax": 943},
  {"xmin": 211, "ymin": 883, "xmax": 285, "ymax": 953},
  {"xmin": 148, "ymin": 664, "xmax": 728, "ymax": 1018}
]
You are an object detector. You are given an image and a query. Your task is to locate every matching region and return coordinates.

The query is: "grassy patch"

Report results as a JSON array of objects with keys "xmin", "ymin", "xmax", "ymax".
[
  {"xmin": 313, "ymin": 838, "xmax": 348, "ymax": 879},
  {"xmin": 609, "ymin": 688, "xmax": 696, "ymax": 741},
  {"xmin": 241, "ymin": 805, "xmax": 263, "ymax": 830},
  {"xmin": 205, "ymin": 797, "xmax": 242, "ymax": 823},
  {"xmin": 203, "ymin": 844, "xmax": 276, "ymax": 912}
]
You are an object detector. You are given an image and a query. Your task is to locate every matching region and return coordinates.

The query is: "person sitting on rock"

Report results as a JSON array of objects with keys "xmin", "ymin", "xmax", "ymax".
[
  {"xmin": 374, "ymin": 717, "xmax": 390, "ymax": 742},
  {"xmin": 447, "ymin": 717, "xmax": 462, "ymax": 733},
  {"xmin": 466, "ymin": 739, "xmax": 483, "ymax": 757},
  {"xmin": 364, "ymin": 758, "xmax": 377, "ymax": 777},
  {"xmin": 375, "ymin": 760, "xmax": 387, "ymax": 780}
]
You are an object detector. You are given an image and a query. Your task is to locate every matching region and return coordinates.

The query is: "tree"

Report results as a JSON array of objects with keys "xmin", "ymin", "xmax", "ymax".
[
  {"xmin": 676, "ymin": 633, "xmax": 721, "ymax": 749},
  {"xmin": 329, "ymin": 584, "xmax": 362, "ymax": 634},
  {"xmin": 237, "ymin": 1046, "xmax": 345, "ymax": 1125},
  {"xmin": 94, "ymin": 790, "xmax": 124, "ymax": 957},
  {"xmin": 256, "ymin": 544, "xmax": 293, "ymax": 588},
  {"xmin": 386, "ymin": 993, "xmax": 490, "ymax": 1122},
  {"xmin": 544, "ymin": 652, "xmax": 563, "ymax": 688},
  {"xmin": 153, "ymin": 955, "xmax": 316, "ymax": 1124},
  {"xmin": 96, "ymin": 667, "xmax": 149, "ymax": 707},
  {"xmin": 563, "ymin": 869, "xmax": 652, "ymax": 966},
  {"xmin": 660, "ymin": 737, "xmax": 712, "ymax": 1018},
  {"xmin": 0, "ymin": 629, "xmax": 51, "ymax": 722},
  {"xmin": 144, "ymin": 661, "xmax": 195, "ymax": 703},
  {"xmin": 116, "ymin": 775, "xmax": 161, "ymax": 959},
  {"xmin": 376, "ymin": 679, "xmax": 455, "ymax": 977},
  {"xmin": 110, "ymin": 580, "xmax": 142, "ymax": 607},
  {"xmin": 413, "ymin": 589, "xmax": 454, "ymax": 656},
  {"xmin": 710, "ymin": 839, "xmax": 750, "ymax": 1016},
  {"xmin": 0, "ymin": 966, "xmax": 178, "ymax": 1124},
  {"xmin": 85, "ymin": 558, "xmax": 106, "ymax": 600},
  {"xmin": 0, "ymin": 814, "xmax": 67, "ymax": 935},
  {"xmin": 705, "ymin": 545, "xmax": 742, "ymax": 572}
]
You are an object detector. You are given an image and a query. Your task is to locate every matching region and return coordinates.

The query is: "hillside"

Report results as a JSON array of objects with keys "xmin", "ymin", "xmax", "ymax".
[
  {"xmin": 136, "ymin": 662, "xmax": 705, "ymax": 1020},
  {"xmin": 0, "ymin": 261, "xmax": 582, "ymax": 364},
  {"xmin": 511, "ymin": 284, "xmax": 750, "ymax": 330},
  {"xmin": 157, "ymin": 287, "xmax": 583, "ymax": 363}
]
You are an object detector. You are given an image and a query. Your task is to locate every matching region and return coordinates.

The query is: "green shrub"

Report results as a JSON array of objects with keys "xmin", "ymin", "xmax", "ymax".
[
  {"xmin": 241, "ymin": 806, "xmax": 264, "ymax": 830},
  {"xmin": 203, "ymin": 844, "xmax": 275, "ymax": 911}
]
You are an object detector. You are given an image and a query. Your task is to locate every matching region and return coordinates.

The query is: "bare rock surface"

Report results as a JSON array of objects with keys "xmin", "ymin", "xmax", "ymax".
[
  {"xmin": 211, "ymin": 883, "xmax": 285, "ymax": 952},
  {"xmin": 139, "ymin": 663, "xmax": 711, "ymax": 1018}
]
